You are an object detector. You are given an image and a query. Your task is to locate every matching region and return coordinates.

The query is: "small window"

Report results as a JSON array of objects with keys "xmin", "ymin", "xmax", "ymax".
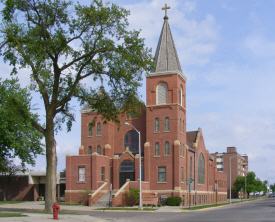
[
  {"xmin": 181, "ymin": 167, "xmax": 184, "ymax": 182},
  {"xmin": 155, "ymin": 118, "xmax": 159, "ymax": 132},
  {"xmin": 182, "ymin": 144, "xmax": 185, "ymax": 157},
  {"xmin": 165, "ymin": 142, "xmax": 169, "ymax": 155},
  {"xmin": 155, "ymin": 142, "xmax": 159, "ymax": 156},
  {"xmin": 78, "ymin": 167, "xmax": 85, "ymax": 182},
  {"xmin": 180, "ymin": 119, "xmax": 181, "ymax": 132},
  {"xmin": 88, "ymin": 123, "xmax": 92, "ymax": 136},
  {"xmin": 88, "ymin": 146, "xmax": 92, "ymax": 154},
  {"xmin": 190, "ymin": 157, "xmax": 192, "ymax": 179},
  {"xmin": 97, "ymin": 123, "xmax": 101, "ymax": 136},
  {"xmin": 101, "ymin": 167, "xmax": 105, "ymax": 181},
  {"xmin": 158, "ymin": 167, "xmax": 166, "ymax": 182},
  {"xmin": 182, "ymin": 120, "xmax": 185, "ymax": 133},
  {"xmin": 179, "ymin": 86, "xmax": 183, "ymax": 106},
  {"xmin": 165, "ymin": 117, "xmax": 169, "ymax": 131},
  {"xmin": 97, "ymin": 146, "xmax": 101, "ymax": 155}
]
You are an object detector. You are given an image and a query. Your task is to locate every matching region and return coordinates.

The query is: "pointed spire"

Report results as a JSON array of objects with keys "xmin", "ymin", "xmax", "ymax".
[{"xmin": 147, "ymin": 4, "xmax": 187, "ymax": 83}]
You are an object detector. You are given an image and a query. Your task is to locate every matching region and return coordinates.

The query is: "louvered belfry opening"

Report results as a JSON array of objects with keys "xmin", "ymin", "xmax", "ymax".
[{"xmin": 157, "ymin": 83, "xmax": 167, "ymax": 104}]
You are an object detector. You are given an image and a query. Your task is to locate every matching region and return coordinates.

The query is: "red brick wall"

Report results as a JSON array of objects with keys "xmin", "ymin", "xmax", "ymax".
[{"xmin": 0, "ymin": 176, "xmax": 34, "ymax": 201}]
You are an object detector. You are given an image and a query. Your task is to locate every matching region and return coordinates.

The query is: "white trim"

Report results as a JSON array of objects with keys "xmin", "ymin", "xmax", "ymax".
[{"xmin": 146, "ymin": 70, "xmax": 187, "ymax": 82}]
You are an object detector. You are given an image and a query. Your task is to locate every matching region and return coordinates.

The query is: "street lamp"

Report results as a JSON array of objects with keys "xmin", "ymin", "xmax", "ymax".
[
  {"xmin": 229, "ymin": 154, "xmax": 246, "ymax": 203},
  {"xmin": 124, "ymin": 122, "xmax": 142, "ymax": 210}
]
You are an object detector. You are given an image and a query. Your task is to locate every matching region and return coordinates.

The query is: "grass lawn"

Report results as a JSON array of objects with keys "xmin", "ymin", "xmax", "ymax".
[
  {"xmin": 0, "ymin": 212, "xmax": 27, "ymax": 218},
  {"xmin": 57, "ymin": 202, "xmax": 83, "ymax": 206},
  {"xmin": 95, "ymin": 207, "xmax": 156, "ymax": 211},
  {"xmin": 0, "ymin": 201, "xmax": 26, "ymax": 205},
  {"xmin": 39, "ymin": 202, "xmax": 83, "ymax": 206}
]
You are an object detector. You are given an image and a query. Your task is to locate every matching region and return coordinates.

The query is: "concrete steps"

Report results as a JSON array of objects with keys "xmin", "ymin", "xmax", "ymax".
[{"xmin": 93, "ymin": 190, "xmax": 116, "ymax": 208}]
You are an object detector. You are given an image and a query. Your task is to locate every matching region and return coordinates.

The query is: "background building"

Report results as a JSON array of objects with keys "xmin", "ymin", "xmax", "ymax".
[
  {"xmin": 211, "ymin": 147, "xmax": 248, "ymax": 198},
  {"xmin": 0, "ymin": 171, "xmax": 65, "ymax": 201}
]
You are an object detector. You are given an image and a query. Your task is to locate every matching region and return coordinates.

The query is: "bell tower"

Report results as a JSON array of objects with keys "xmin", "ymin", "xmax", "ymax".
[{"xmin": 144, "ymin": 4, "xmax": 187, "ymax": 190}]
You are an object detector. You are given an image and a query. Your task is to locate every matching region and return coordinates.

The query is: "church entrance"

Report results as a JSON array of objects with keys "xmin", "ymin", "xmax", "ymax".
[{"xmin": 119, "ymin": 160, "xmax": 135, "ymax": 188}]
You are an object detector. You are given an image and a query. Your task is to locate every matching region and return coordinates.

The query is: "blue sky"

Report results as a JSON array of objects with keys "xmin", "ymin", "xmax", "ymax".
[{"xmin": 1, "ymin": 0, "xmax": 275, "ymax": 187}]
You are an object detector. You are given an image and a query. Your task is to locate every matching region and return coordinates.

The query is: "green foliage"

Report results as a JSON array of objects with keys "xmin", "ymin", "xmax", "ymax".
[
  {"xmin": 0, "ymin": 0, "xmax": 154, "ymax": 132},
  {"xmin": 123, "ymin": 188, "xmax": 139, "ymax": 206},
  {"xmin": 78, "ymin": 188, "xmax": 91, "ymax": 206},
  {"xmin": 233, "ymin": 171, "xmax": 268, "ymax": 196},
  {"xmin": 233, "ymin": 176, "xmax": 245, "ymax": 193},
  {"xmin": 166, "ymin": 196, "xmax": 182, "ymax": 206},
  {"xmin": 0, "ymin": 78, "xmax": 44, "ymax": 166},
  {"xmin": 270, "ymin": 183, "xmax": 275, "ymax": 192}
]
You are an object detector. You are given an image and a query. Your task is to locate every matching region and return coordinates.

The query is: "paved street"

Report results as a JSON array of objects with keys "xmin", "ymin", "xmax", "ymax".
[{"xmin": 0, "ymin": 198, "xmax": 275, "ymax": 221}]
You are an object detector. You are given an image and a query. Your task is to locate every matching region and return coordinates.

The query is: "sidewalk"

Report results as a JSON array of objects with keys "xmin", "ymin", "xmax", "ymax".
[
  {"xmin": 0, "ymin": 200, "xmax": 238, "ymax": 221},
  {"xmin": 0, "ymin": 201, "xmax": 184, "ymax": 212},
  {"xmin": 0, "ymin": 201, "xmax": 109, "ymax": 222}
]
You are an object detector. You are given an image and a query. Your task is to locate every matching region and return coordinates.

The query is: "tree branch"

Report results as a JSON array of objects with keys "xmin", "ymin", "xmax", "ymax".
[{"xmin": 11, "ymin": 98, "xmax": 46, "ymax": 136}]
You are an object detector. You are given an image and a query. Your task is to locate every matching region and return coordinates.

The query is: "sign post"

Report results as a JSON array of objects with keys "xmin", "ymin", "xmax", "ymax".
[{"xmin": 186, "ymin": 178, "xmax": 194, "ymax": 209}]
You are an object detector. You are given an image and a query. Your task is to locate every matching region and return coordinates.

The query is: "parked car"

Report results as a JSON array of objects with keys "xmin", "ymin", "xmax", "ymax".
[{"xmin": 268, "ymin": 193, "xmax": 274, "ymax": 198}]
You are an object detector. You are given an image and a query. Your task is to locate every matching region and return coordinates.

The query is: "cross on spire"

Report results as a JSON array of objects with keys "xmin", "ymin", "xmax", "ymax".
[{"xmin": 162, "ymin": 4, "xmax": 170, "ymax": 19}]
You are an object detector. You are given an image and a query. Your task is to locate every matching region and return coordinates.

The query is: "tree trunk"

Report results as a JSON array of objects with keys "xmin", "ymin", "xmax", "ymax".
[
  {"xmin": 3, "ymin": 189, "xmax": 6, "ymax": 201},
  {"xmin": 44, "ymin": 113, "xmax": 57, "ymax": 212}
]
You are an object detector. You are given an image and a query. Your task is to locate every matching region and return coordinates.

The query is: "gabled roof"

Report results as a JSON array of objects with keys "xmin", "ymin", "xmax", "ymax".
[{"xmin": 186, "ymin": 130, "xmax": 198, "ymax": 148}]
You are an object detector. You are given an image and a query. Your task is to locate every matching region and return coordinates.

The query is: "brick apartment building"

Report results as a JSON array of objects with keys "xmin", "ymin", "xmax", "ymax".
[
  {"xmin": 211, "ymin": 147, "xmax": 248, "ymax": 198},
  {"xmin": 65, "ymin": 6, "xmax": 227, "ymax": 206}
]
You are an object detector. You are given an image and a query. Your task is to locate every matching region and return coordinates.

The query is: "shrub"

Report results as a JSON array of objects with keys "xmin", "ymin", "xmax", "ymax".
[
  {"xmin": 123, "ymin": 188, "xmax": 139, "ymax": 206},
  {"xmin": 78, "ymin": 188, "xmax": 91, "ymax": 206},
  {"xmin": 166, "ymin": 196, "xmax": 182, "ymax": 206}
]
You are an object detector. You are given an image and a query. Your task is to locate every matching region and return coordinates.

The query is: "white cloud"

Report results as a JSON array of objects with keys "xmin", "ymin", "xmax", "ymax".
[{"xmin": 244, "ymin": 35, "xmax": 275, "ymax": 57}]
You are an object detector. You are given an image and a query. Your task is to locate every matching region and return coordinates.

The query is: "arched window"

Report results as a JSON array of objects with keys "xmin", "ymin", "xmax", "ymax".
[
  {"xmin": 97, "ymin": 123, "xmax": 101, "ymax": 136},
  {"xmin": 124, "ymin": 130, "xmax": 139, "ymax": 152},
  {"xmin": 182, "ymin": 144, "xmax": 185, "ymax": 157},
  {"xmin": 120, "ymin": 160, "xmax": 135, "ymax": 172},
  {"xmin": 157, "ymin": 83, "xmax": 167, "ymax": 105},
  {"xmin": 97, "ymin": 146, "xmax": 101, "ymax": 155},
  {"xmin": 155, "ymin": 118, "xmax": 159, "ymax": 132},
  {"xmin": 155, "ymin": 142, "xmax": 159, "ymax": 156},
  {"xmin": 182, "ymin": 120, "xmax": 185, "ymax": 133},
  {"xmin": 165, "ymin": 117, "xmax": 169, "ymax": 131},
  {"xmin": 88, "ymin": 146, "xmax": 92, "ymax": 154},
  {"xmin": 198, "ymin": 153, "xmax": 205, "ymax": 184},
  {"xmin": 88, "ymin": 123, "xmax": 92, "ymax": 136},
  {"xmin": 179, "ymin": 86, "xmax": 183, "ymax": 106},
  {"xmin": 165, "ymin": 142, "xmax": 169, "ymax": 155}
]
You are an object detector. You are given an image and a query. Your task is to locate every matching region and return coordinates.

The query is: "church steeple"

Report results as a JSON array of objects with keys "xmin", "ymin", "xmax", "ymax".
[{"xmin": 150, "ymin": 4, "xmax": 183, "ymax": 75}]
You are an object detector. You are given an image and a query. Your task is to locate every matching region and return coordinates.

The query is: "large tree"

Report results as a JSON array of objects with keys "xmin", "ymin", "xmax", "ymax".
[
  {"xmin": 0, "ymin": 78, "xmax": 44, "ymax": 164},
  {"xmin": 233, "ymin": 171, "xmax": 258, "ymax": 198},
  {"xmin": 0, "ymin": 0, "xmax": 153, "ymax": 212}
]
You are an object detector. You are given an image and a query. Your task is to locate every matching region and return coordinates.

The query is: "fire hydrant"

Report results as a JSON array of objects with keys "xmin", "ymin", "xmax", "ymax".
[{"xmin": 53, "ymin": 202, "xmax": 60, "ymax": 220}]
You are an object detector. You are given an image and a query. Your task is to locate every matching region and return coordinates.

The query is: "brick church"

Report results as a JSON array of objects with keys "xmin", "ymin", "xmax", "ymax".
[{"xmin": 65, "ymin": 5, "xmax": 227, "ymax": 206}]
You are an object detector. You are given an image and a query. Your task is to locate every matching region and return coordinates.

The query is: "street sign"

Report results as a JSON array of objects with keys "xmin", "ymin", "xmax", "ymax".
[
  {"xmin": 185, "ymin": 178, "xmax": 194, "ymax": 182},
  {"xmin": 186, "ymin": 183, "xmax": 193, "ymax": 190}
]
